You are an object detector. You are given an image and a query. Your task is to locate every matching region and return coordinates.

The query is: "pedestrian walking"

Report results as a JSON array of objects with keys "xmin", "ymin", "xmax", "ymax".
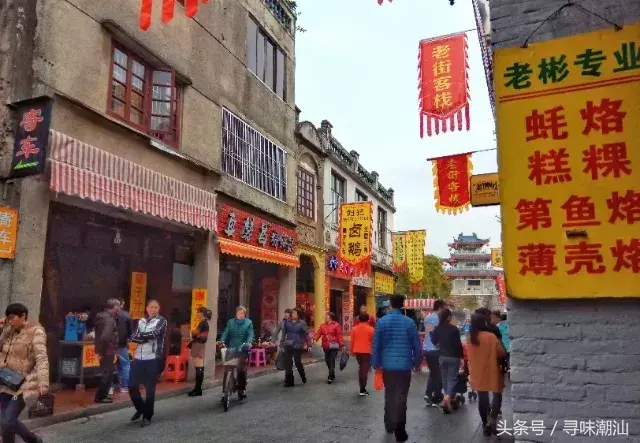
[
  {"xmin": 312, "ymin": 312, "xmax": 344, "ymax": 384},
  {"xmin": 187, "ymin": 306, "xmax": 212, "ymax": 397},
  {"xmin": 475, "ymin": 307, "xmax": 501, "ymax": 341},
  {"xmin": 0, "ymin": 303, "xmax": 48, "ymax": 443},
  {"xmin": 371, "ymin": 294, "xmax": 422, "ymax": 443},
  {"xmin": 219, "ymin": 306, "xmax": 254, "ymax": 398},
  {"xmin": 353, "ymin": 305, "xmax": 376, "ymax": 327},
  {"xmin": 467, "ymin": 314, "xmax": 506, "ymax": 436},
  {"xmin": 129, "ymin": 300, "xmax": 167, "ymax": 427},
  {"xmin": 350, "ymin": 313, "xmax": 374, "ymax": 396},
  {"xmin": 115, "ymin": 298, "xmax": 133, "ymax": 394},
  {"xmin": 431, "ymin": 308, "xmax": 463, "ymax": 414},
  {"xmin": 497, "ymin": 313, "xmax": 510, "ymax": 374},
  {"xmin": 422, "ymin": 299, "xmax": 444, "ymax": 407},
  {"xmin": 281, "ymin": 308, "xmax": 312, "ymax": 387},
  {"xmin": 94, "ymin": 298, "xmax": 119, "ymax": 404},
  {"xmin": 272, "ymin": 309, "xmax": 292, "ymax": 347}
]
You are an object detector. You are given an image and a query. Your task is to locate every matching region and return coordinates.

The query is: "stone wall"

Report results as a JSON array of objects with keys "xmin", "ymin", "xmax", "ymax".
[{"xmin": 492, "ymin": 0, "xmax": 640, "ymax": 441}]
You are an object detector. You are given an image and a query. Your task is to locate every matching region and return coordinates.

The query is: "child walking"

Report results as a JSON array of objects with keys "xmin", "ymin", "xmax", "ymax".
[{"xmin": 350, "ymin": 313, "xmax": 375, "ymax": 396}]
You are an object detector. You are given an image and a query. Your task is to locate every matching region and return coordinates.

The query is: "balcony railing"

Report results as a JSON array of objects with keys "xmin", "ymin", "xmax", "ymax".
[{"xmin": 263, "ymin": 0, "xmax": 295, "ymax": 34}]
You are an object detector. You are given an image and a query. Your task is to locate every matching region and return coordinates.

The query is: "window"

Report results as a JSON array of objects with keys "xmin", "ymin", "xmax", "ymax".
[
  {"xmin": 330, "ymin": 172, "xmax": 345, "ymax": 225},
  {"xmin": 247, "ymin": 17, "xmax": 286, "ymax": 100},
  {"xmin": 222, "ymin": 108, "xmax": 287, "ymax": 201},
  {"xmin": 377, "ymin": 207, "xmax": 388, "ymax": 250},
  {"xmin": 297, "ymin": 168, "xmax": 315, "ymax": 219},
  {"xmin": 356, "ymin": 190, "xmax": 368, "ymax": 202},
  {"xmin": 468, "ymin": 280, "xmax": 481, "ymax": 287},
  {"xmin": 108, "ymin": 44, "xmax": 181, "ymax": 147}
]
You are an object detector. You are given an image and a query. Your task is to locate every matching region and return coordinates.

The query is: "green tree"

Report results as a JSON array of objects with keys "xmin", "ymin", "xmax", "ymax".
[{"xmin": 395, "ymin": 255, "xmax": 451, "ymax": 299}]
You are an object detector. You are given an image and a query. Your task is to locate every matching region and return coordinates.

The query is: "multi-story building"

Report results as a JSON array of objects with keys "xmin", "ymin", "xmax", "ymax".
[
  {"xmin": 0, "ymin": 0, "xmax": 298, "ymax": 384},
  {"xmin": 318, "ymin": 120, "xmax": 396, "ymax": 335},
  {"xmin": 445, "ymin": 233, "xmax": 502, "ymax": 310}
]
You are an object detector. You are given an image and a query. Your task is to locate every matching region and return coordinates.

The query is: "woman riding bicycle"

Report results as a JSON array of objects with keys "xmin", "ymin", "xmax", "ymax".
[{"xmin": 219, "ymin": 306, "xmax": 254, "ymax": 400}]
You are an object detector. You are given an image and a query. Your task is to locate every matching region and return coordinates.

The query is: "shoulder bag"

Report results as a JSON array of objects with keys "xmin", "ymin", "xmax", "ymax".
[{"xmin": 0, "ymin": 334, "xmax": 25, "ymax": 392}]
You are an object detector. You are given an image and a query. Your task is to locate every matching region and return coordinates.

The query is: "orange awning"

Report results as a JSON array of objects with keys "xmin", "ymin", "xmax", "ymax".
[{"xmin": 218, "ymin": 238, "xmax": 299, "ymax": 268}]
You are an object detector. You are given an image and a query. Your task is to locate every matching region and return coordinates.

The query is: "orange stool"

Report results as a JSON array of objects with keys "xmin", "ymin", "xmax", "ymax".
[
  {"xmin": 164, "ymin": 356, "xmax": 187, "ymax": 382},
  {"xmin": 249, "ymin": 348, "xmax": 267, "ymax": 367}
]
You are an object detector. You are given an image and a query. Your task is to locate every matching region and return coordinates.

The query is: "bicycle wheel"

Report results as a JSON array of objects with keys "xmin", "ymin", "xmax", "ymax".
[{"xmin": 222, "ymin": 368, "xmax": 234, "ymax": 412}]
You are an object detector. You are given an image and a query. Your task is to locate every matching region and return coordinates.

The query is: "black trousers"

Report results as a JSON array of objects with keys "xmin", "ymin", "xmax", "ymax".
[
  {"xmin": 129, "ymin": 359, "xmax": 159, "ymax": 420},
  {"xmin": 284, "ymin": 348, "xmax": 304, "ymax": 381},
  {"xmin": 95, "ymin": 354, "xmax": 116, "ymax": 401},
  {"xmin": 324, "ymin": 349, "xmax": 338, "ymax": 379},
  {"xmin": 423, "ymin": 350, "xmax": 442, "ymax": 400},
  {"xmin": 478, "ymin": 391, "xmax": 503, "ymax": 424},
  {"xmin": 0, "ymin": 394, "xmax": 39, "ymax": 443},
  {"xmin": 382, "ymin": 370, "xmax": 412, "ymax": 432},
  {"xmin": 355, "ymin": 354, "xmax": 371, "ymax": 390}
]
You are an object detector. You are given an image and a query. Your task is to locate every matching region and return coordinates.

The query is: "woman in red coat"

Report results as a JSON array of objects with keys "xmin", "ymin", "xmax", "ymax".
[{"xmin": 313, "ymin": 312, "xmax": 345, "ymax": 384}]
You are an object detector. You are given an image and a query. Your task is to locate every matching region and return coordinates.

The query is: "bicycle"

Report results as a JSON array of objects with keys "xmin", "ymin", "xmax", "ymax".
[{"xmin": 219, "ymin": 344, "xmax": 250, "ymax": 412}]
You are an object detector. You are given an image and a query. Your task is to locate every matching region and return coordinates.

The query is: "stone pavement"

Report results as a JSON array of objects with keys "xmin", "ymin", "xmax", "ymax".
[{"xmin": 34, "ymin": 361, "xmax": 514, "ymax": 443}]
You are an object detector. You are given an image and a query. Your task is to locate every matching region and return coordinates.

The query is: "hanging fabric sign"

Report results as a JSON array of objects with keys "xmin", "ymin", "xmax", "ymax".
[
  {"xmin": 405, "ymin": 230, "xmax": 426, "ymax": 294},
  {"xmin": 496, "ymin": 274, "xmax": 506, "ymax": 304},
  {"xmin": 392, "ymin": 233, "xmax": 407, "ymax": 273},
  {"xmin": 338, "ymin": 202, "xmax": 373, "ymax": 277},
  {"xmin": 432, "ymin": 153, "xmax": 473, "ymax": 214},
  {"xmin": 418, "ymin": 33, "xmax": 470, "ymax": 137},
  {"xmin": 139, "ymin": 0, "xmax": 209, "ymax": 30}
]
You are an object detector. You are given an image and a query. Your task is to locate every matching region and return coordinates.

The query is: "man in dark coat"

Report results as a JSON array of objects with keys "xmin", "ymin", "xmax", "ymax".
[{"xmin": 94, "ymin": 298, "xmax": 119, "ymax": 403}]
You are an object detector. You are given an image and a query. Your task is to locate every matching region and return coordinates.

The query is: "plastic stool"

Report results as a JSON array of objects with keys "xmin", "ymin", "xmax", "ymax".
[
  {"xmin": 164, "ymin": 356, "xmax": 187, "ymax": 383},
  {"xmin": 249, "ymin": 348, "xmax": 267, "ymax": 367}
]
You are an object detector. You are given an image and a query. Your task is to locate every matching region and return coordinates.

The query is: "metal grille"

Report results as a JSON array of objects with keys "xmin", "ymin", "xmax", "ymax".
[
  {"xmin": 222, "ymin": 108, "xmax": 287, "ymax": 201},
  {"xmin": 330, "ymin": 173, "xmax": 345, "ymax": 225},
  {"xmin": 297, "ymin": 168, "xmax": 314, "ymax": 219}
]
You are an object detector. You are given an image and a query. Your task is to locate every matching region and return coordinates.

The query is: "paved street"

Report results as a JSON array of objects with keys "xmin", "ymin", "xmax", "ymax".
[{"xmin": 35, "ymin": 362, "xmax": 511, "ymax": 443}]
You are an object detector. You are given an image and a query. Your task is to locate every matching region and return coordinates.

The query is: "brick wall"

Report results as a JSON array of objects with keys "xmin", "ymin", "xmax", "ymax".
[{"xmin": 491, "ymin": 0, "xmax": 640, "ymax": 441}]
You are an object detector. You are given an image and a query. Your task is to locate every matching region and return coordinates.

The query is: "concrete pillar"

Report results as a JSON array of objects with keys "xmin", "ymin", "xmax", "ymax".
[
  {"xmin": 192, "ymin": 232, "xmax": 219, "ymax": 382},
  {"xmin": 238, "ymin": 262, "xmax": 250, "ymax": 309},
  {"xmin": 366, "ymin": 288, "xmax": 376, "ymax": 319},
  {"xmin": 11, "ymin": 176, "xmax": 51, "ymax": 319},
  {"xmin": 313, "ymin": 257, "xmax": 326, "ymax": 331},
  {"xmin": 277, "ymin": 266, "xmax": 296, "ymax": 319}
]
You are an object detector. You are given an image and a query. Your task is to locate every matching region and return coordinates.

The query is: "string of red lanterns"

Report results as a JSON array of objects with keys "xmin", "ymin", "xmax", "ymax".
[{"xmin": 140, "ymin": 0, "xmax": 209, "ymax": 30}]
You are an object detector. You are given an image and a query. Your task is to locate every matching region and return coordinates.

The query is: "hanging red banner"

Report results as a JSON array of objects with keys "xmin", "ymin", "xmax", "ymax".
[
  {"xmin": 497, "ymin": 274, "xmax": 506, "ymax": 304},
  {"xmin": 377, "ymin": 0, "xmax": 392, "ymax": 4},
  {"xmin": 139, "ymin": 0, "xmax": 209, "ymax": 30},
  {"xmin": 418, "ymin": 33, "xmax": 470, "ymax": 137},
  {"xmin": 431, "ymin": 153, "xmax": 472, "ymax": 214}
]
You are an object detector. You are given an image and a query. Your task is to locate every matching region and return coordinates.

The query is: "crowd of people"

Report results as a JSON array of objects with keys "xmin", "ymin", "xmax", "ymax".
[{"xmin": 0, "ymin": 294, "xmax": 510, "ymax": 443}]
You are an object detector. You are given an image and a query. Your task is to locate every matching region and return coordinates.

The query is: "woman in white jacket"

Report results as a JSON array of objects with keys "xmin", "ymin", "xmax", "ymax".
[{"xmin": 129, "ymin": 300, "xmax": 167, "ymax": 427}]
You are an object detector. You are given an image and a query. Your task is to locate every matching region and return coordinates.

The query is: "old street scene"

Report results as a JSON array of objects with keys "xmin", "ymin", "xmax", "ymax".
[{"xmin": 0, "ymin": 0, "xmax": 638, "ymax": 442}]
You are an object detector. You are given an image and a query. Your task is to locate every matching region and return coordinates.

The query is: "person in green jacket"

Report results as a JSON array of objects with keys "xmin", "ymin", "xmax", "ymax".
[{"xmin": 219, "ymin": 306, "xmax": 255, "ymax": 399}]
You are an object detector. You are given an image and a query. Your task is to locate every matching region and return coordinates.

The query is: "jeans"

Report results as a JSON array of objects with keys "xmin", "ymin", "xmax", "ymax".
[
  {"xmin": 423, "ymin": 350, "xmax": 442, "ymax": 400},
  {"xmin": 355, "ymin": 353, "xmax": 371, "ymax": 390},
  {"xmin": 116, "ymin": 346, "xmax": 131, "ymax": 388},
  {"xmin": 323, "ymin": 349, "xmax": 338, "ymax": 380},
  {"xmin": 284, "ymin": 348, "xmax": 305, "ymax": 382},
  {"xmin": 478, "ymin": 391, "xmax": 503, "ymax": 424},
  {"xmin": 129, "ymin": 359, "xmax": 159, "ymax": 420},
  {"xmin": 0, "ymin": 394, "xmax": 39, "ymax": 443},
  {"xmin": 95, "ymin": 353, "xmax": 116, "ymax": 401},
  {"xmin": 439, "ymin": 356, "xmax": 460, "ymax": 397},
  {"xmin": 382, "ymin": 370, "xmax": 411, "ymax": 433}
]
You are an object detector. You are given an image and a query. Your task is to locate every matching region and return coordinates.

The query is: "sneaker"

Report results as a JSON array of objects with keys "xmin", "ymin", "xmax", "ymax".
[
  {"xmin": 359, "ymin": 389, "xmax": 370, "ymax": 396},
  {"xmin": 108, "ymin": 387, "xmax": 114, "ymax": 395},
  {"xmin": 95, "ymin": 398, "xmax": 113, "ymax": 404},
  {"xmin": 141, "ymin": 418, "xmax": 151, "ymax": 428},
  {"xmin": 327, "ymin": 378, "xmax": 333, "ymax": 385},
  {"xmin": 131, "ymin": 411, "xmax": 142, "ymax": 422},
  {"xmin": 238, "ymin": 390, "xmax": 247, "ymax": 400},
  {"xmin": 424, "ymin": 395, "xmax": 434, "ymax": 406}
]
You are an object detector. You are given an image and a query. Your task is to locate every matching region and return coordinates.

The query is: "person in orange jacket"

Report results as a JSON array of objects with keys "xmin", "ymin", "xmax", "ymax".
[{"xmin": 351, "ymin": 313, "xmax": 375, "ymax": 396}]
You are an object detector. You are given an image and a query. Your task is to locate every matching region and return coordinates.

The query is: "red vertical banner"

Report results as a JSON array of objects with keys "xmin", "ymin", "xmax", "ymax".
[
  {"xmin": 432, "ymin": 153, "xmax": 472, "ymax": 214},
  {"xmin": 261, "ymin": 277, "xmax": 279, "ymax": 335},
  {"xmin": 496, "ymin": 274, "xmax": 506, "ymax": 304},
  {"xmin": 418, "ymin": 33, "xmax": 470, "ymax": 137},
  {"xmin": 139, "ymin": 0, "xmax": 152, "ymax": 30},
  {"xmin": 161, "ymin": 0, "xmax": 175, "ymax": 24},
  {"xmin": 139, "ymin": 0, "xmax": 208, "ymax": 30}
]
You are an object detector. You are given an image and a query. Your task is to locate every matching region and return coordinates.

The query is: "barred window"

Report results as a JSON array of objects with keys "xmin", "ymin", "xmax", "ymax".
[
  {"xmin": 377, "ymin": 207, "xmax": 388, "ymax": 250},
  {"xmin": 330, "ymin": 172, "xmax": 345, "ymax": 225},
  {"xmin": 222, "ymin": 108, "xmax": 287, "ymax": 201},
  {"xmin": 297, "ymin": 168, "xmax": 315, "ymax": 219}
]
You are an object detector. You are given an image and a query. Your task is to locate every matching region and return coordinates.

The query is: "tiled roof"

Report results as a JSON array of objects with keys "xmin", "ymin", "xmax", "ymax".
[{"xmin": 452, "ymin": 233, "xmax": 490, "ymax": 243}]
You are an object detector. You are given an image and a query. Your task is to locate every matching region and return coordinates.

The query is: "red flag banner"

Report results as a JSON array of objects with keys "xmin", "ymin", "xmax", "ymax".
[
  {"xmin": 431, "ymin": 153, "xmax": 472, "ymax": 214},
  {"xmin": 140, "ymin": 0, "xmax": 209, "ymax": 30},
  {"xmin": 418, "ymin": 33, "xmax": 470, "ymax": 137},
  {"xmin": 497, "ymin": 274, "xmax": 506, "ymax": 304},
  {"xmin": 377, "ymin": 0, "xmax": 392, "ymax": 4}
]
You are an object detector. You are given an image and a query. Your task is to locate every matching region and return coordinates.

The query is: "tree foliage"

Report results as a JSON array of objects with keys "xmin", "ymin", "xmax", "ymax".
[{"xmin": 395, "ymin": 255, "xmax": 451, "ymax": 299}]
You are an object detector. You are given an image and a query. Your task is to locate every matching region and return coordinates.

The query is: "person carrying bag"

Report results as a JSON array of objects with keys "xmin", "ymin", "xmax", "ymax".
[{"xmin": 312, "ymin": 312, "xmax": 344, "ymax": 384}]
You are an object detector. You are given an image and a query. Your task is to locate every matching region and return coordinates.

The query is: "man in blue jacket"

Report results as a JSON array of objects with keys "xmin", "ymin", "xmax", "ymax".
[{"xmin": 371, "ymin": 294, "xmax": 422, "ymax": 443}]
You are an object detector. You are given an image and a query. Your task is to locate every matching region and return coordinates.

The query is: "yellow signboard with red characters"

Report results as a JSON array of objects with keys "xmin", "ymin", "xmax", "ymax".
[
  {"xmin": 0, "ymin": 206, "xmax": 18, "ymax": 260},
  {"xmin": 82, "ymin": 343, "xmax": 137, "ymax": 368},
  {"xmin": 129, "ymin": 272, "xmax": 147, "ymax": 319},
  {"xmin": 190, "ymin": 289, "xmax": 208, "ymax": 331},
  {"xmin": 495, "ymin": 23, "xmax": 640, "ymax": 299},
  {"xmin": 338, "ymin": 202, "xmax": 373, "ymax": 277}
]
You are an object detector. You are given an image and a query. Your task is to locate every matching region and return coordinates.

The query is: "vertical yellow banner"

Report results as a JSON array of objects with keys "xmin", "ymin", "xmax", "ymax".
[
  {"xmin": 190, "ymin": 289, "xmax": 208, "ymax": 330},
  {"xmin": 491, "ymin": 248, "xmax": 503, "ymax": 268},
  {"xmin": 392, "ymin": 233, "xmax": 407, "ymax": 273},
  {"xmin": 129, "ymin": 272, "xmax": 147, "ymax": 319},
  {"xmin": 405, "ymin": 230, "xmax": 426, "ymax": 293}
]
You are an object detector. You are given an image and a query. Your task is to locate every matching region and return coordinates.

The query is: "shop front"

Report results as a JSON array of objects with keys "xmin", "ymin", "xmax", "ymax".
[
  {"xmin": 325, "ymin": 254, "xmax": 355, "ymax": 336},
  {"xmin": 373, "ymin": 270, "xmax": 395, "ymax": 318},
  {"xmin": 216, "ymin": 203, "xmax": 299, "ymax": 343},
  {"xmin": 352, "ymin": 274, "xmax": 374, "ymax": 322},
  {"xmin": 41, "ymin": 130, "xmax": 218, "ymax": 393},
  {"xmin": 294, "ymin": 243, "xmax": 326, "ymax": 331}
]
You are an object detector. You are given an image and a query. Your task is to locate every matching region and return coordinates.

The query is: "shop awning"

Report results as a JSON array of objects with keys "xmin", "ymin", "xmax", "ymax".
[
  {"xmin": 48, "ymin": 130, "xmax": 217, "ymax": 231},
  {"xmin": 404, "ymin": 298, "xmax": 436, "ymax": 309},
  {"xmin": 218, "ymin": 237, "xmax": 300, "ymax": 268}
]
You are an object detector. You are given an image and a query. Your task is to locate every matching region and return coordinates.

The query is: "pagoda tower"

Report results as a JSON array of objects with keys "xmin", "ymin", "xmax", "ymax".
[{"xmin": 445, "ymin": 233, "xmax": 503, "ymax": 310}]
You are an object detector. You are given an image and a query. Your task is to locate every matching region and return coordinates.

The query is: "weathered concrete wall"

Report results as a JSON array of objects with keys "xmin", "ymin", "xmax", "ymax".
[
  {"xmin": 34, "ymin": 0, "xmax": 296, "ymax": 221},
  {"xmin": 492, "ymin": 0, "xmax": 640, "ymax": 441}
]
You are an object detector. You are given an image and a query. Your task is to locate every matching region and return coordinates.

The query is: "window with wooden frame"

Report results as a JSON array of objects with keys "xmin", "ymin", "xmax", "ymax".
[
  {"xmin": 246, "ymin": 17, "xmax": 286, "ymax": 100},
  {"xmin": 297, "ymin": 168, "xmax": 315, "ymax": 219},
  {"xmin": 377, "ymin": 207, "xmax": 388, "ymax": 250},
  {"xmin": 108, "ymin": 43, "xmax": 182, "ymax": 147},
  {"xmin": 356, "ymin": 189, "xmax": 368, "ymax": 202}
]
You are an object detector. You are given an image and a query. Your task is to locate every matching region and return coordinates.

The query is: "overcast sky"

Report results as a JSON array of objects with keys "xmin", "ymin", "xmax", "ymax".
[{"xmin": 294, "ymin": 0, "xmax": 501, "ymax": 257}]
